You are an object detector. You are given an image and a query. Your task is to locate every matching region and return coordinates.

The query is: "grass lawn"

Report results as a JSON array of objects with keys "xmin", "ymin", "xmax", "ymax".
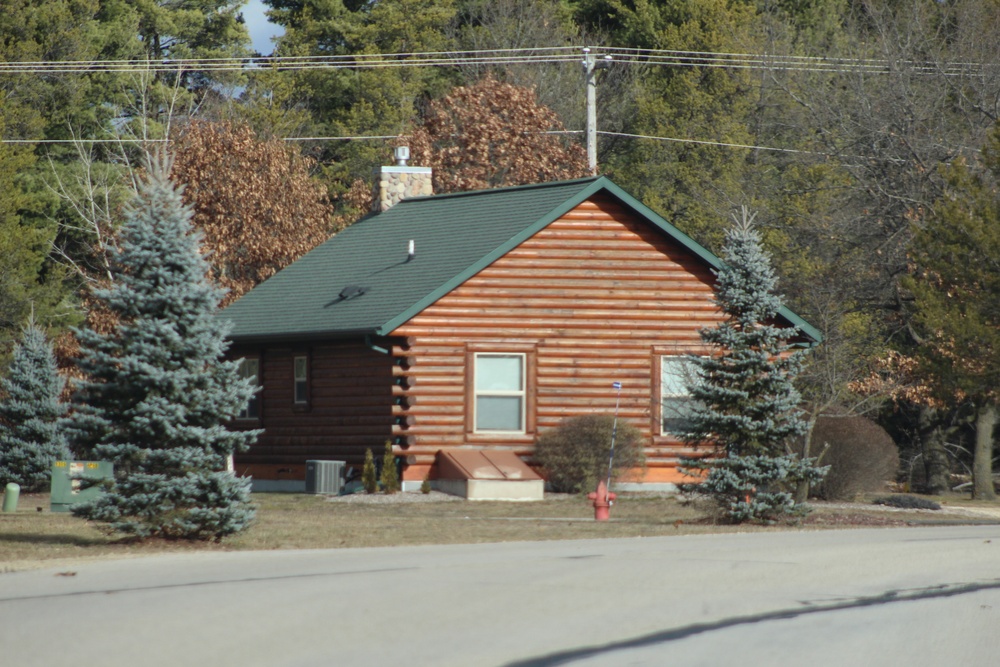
[{"xmin": 2, "ymin": 491, "xmax": 997, "ymax": 573}]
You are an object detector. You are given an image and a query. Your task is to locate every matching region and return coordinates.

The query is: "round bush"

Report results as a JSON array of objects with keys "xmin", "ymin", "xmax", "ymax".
[
  {"xmin": 805, "ymin": 415, "xmax": 900, "ymax": 501},
  {"xmin": 534, "ymin": 414, "xmax": 646, "ymax": 494}
]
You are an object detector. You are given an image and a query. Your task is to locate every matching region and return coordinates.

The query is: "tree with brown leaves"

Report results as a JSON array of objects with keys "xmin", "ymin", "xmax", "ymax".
[
  {"xmin": 409, "ymin": 76, "xmax": 590, "ymax": 193},
  {"xmin": 170, "ymin": 121, "xmax": 335, "ymax": 305}
]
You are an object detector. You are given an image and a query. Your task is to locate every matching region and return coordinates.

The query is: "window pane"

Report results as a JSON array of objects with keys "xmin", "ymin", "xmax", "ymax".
[
  {"xmin": 240, "ymin": 359, "xmax": 259, "ymax": 380},
  {"xmin": 662, "ymin": 398, "xmax": 694, "ymax": 434},
  {"xmin": 661, "ymin": 356, "xmax": 697, "ymax": 435},
  {"xmin": 294, "ymin": 356, "xmax": 308, "ymax": 404},
  {"xmin": 241, "ymin": 395, "xmax": 261, "ymax": 419},
  {"xmin": 238, "ymin": 359, "xmax": 260, "ymax": 419},
  {"xmin": 661, "ymin": 357, "xmax": 694, "ymax": 395},
  {"xmin": 475, "ymin": 355, "xmax": 523, "ymax": 391},
  {"xmin": 476, "ymin": 396, "xmax": 523, "ymax": 431}
]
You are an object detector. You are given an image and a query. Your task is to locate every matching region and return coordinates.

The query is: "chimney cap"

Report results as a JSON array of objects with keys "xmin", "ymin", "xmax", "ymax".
[{"xmin": 394, "ymin": 146, "xmax": 410, "ymax": 166}]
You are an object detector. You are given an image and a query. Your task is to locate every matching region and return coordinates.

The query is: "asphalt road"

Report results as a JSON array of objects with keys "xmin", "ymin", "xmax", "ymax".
[{"xmin": 2, "ymin": 525, "xmax": 999, "ymax": 666}]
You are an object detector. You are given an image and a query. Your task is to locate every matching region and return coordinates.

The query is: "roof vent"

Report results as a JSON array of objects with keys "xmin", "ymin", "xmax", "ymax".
[
  {"xmin": 394, "ymin": 145, "xmax": 410, "ymax": 166},
  {"xmin": 338, "ymin": 285, "xmax": 368, "ymax": 300}
]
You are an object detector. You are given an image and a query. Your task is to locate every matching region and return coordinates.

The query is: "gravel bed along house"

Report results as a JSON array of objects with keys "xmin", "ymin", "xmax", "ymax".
[{"xmin": 325, "ymin": 490, "xmax": 463, "ymax": 504}]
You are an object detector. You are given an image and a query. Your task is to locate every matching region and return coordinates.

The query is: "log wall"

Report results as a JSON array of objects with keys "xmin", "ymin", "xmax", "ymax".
[
  {"xmin": 391, "ymin": 193, "xmax": 724, "ymax": 483},
  {"xmin": 231, "ymin": 341, "xmax": 395, "ymax": 480}
]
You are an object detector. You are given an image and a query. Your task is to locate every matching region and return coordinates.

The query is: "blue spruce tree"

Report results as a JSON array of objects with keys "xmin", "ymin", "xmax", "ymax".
[
  {"xmin": 67, "ymin": 158, "xmax": 259, "ymax": 540},
  {"xmin": 0, "ymin": 322, "xmax": 69, "ymax": 491},
  {"xmin": 682, "ymin": 208, "xmax": 825, "ymax": 523}
]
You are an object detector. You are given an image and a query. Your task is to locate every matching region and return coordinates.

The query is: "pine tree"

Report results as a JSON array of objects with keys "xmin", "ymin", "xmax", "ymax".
[
  {"xmin": 66, "ymin": 157, "xmax": 259, "ymax": 540},
  {"xmin": 682, "ymin": 208, "xmax": 825, "ymax": 523},
  {"xmin": 905, "ymin": 139, "xmax": 1000, "ymax": 501},
  {"xmin": 0, "ymin": 322, "xmax": 68, "ymax": 491},
  {"xmin": 362, "ymin": 448, "xmax": 378, "ymax": 494}
]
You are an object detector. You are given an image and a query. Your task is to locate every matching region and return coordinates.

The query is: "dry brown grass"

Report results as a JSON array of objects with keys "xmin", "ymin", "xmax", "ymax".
[{"xmin": 2, "ymin": 491, "xmax": 997, "ymax": 573}]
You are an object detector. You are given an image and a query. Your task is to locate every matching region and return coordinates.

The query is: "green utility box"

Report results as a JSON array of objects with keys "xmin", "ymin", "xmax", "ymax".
[{"xmin": 50, "ymin": 460, "xmax": 114, "ymax": 513}]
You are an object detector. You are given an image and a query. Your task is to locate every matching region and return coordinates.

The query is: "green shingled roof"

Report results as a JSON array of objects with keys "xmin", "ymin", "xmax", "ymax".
[{"xmin": 221, "ymin": 176, "xmax": 822, "ymax": 344}]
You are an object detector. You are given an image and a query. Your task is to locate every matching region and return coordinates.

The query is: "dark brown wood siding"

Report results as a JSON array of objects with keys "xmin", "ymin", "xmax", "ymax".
[
  {"xmin": 232, "ymin": 341, "xmax": 395, "ymax": 479},
  {"xmin": 391, "ymin": 194, "xmax": 725, "ymax": 482}
]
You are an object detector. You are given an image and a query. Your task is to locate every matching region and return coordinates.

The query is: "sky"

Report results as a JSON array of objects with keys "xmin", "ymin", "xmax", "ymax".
[{"xmin": 242, "ymin": 0, "xmax": 285, "ymax": 55}]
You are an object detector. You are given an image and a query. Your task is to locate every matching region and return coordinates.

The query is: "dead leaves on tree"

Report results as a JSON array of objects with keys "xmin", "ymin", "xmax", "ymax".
[
  {"xmin": 409, "ymin": 76, "xmax": 590, "ymax": 193},
  {"xmin": 170, "ymin": 121, "xmax": 335, "ymax": 305}
]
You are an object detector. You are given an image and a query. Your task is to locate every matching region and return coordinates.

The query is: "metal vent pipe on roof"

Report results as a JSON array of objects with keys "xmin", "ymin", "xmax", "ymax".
[{"xmin": 394, "ymin": 145, "xmax": 410, "ymax": 166}]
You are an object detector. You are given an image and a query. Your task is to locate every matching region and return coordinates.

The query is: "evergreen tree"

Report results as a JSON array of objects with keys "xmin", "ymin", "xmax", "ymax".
[
  {"xmin": 575, "ymin": 0, "xmax": 761, "ymax": 245},
  {"xmin": 361, "ymin": 448, "xmax": 377, "ymax": 494},
  {"xmin": 682, "ymin": 208, "xmax": 825, "ymax": 523},
  {"xmin": 0, "ymin": 322, "xmax": 69, "ymax": 491},
  {"xmin": 0, "ymin": 112, "xmax": 77, "ymax": 350},
  {"xmin": 905, "ymin": 133, "xmax": 1000, "ymax": 501},
  {"xmin": 260, "ymin": 0, "xmax": 458, "ymax": 206},
  {"xmin": 66, "ymin": 157, "xmax": 259, "ymax": 540}
]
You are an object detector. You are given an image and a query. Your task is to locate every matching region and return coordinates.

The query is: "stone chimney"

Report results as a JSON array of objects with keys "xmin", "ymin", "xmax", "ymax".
[{"xmin": 374, "ymin": 146, "xmax": 433, "ymax": 212}]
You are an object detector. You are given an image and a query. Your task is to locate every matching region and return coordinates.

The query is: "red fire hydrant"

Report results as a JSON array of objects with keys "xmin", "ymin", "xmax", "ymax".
[{"xmin": 588, "ymin": 479, "xmax": 617, "ymax": 521}]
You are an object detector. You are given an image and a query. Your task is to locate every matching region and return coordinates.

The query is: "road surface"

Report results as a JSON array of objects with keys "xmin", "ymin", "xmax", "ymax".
[{"xmin": 2, "ymin": 525, "xmax": 999, "ymax": 666}]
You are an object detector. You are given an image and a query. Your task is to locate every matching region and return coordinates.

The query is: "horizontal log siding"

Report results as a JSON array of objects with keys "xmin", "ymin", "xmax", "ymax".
[
  {"xmin": 232, "ymin": 342, "xmax": 396, "ymax": 475},
  {"xmin": 392, "ymin": 195, "xmax": 725, "ymax": 480}
]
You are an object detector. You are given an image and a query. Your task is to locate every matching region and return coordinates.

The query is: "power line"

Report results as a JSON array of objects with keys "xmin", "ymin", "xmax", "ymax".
[
  {"xmin": 1, "ymin": 44, "xmax": 986, "ymax": 156},
  {"xmin": 1, "ymin": 138, "xmax": 170, "ymax": 144},
  {"xmin": 0, "ymin": 130, "xmax": 852, "ymax": 161},
  {"xmin": 0, "ymin": 47, "xmax": 583, "ymax": 74},
  {"xmin": 0, "ymin": 45, "xmax": 992, "ymax": 76},
  {"xmin": 598, "ymin": 131, "xmax": 823, "ymax": 156},
  {"xmin": 1, "ymin": 135, "xmax": 400, "ymax": 144}
]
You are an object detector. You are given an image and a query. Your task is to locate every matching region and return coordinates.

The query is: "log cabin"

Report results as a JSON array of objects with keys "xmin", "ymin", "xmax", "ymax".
[{"xmin": 221, "ymin": 168, "xmax": 821, "ymax": 491}]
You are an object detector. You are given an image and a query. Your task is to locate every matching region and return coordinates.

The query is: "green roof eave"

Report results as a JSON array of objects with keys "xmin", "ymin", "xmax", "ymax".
[
  {"xmin": 224, "ymin": 326, "xmax": 379, "ymax": 346},
  {"xmin": 599, "ymin": 180, "xmax": 822, "ymax": 345}
]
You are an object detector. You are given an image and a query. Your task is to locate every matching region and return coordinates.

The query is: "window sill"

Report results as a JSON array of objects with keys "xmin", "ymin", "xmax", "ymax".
[{"xmin": 466, "ymin": 432, "xmax": 534, "ymax": 442}]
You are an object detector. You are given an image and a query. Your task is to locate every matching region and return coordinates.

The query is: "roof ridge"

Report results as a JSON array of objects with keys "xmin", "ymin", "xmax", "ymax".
[{"xmin": 388, "ymin": 176, "xmax": 603, "ymax": 207}]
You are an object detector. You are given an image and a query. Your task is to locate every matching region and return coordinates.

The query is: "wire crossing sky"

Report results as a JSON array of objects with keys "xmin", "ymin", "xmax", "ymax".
[
  {"xmin": 0, "ymin": 45, "xmax": 992, "ymax": 75},
  {"xmin": 0, "ymin": 46, "xmax": 987, "ymax": 157}
]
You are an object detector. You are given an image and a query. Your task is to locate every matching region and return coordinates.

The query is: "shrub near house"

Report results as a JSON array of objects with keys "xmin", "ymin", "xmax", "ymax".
[{"xmin": 536, "ymin": 415, "xmax": 645, "ymax": 494}]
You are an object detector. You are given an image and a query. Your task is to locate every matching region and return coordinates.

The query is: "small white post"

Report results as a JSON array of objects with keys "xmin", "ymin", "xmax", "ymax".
[{"xmin": 606, "ymin": 381, "xmax": 622, "ymax": 501}]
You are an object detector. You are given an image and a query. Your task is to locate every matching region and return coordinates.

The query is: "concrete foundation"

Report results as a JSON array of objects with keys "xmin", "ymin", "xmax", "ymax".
[
  {"xmin": 436, "ymin": 478, "xmax": 545, "ymax": 501},
  {"xmin": 251, "ymin": 479, "xmax": 306, "ymax": 493}
]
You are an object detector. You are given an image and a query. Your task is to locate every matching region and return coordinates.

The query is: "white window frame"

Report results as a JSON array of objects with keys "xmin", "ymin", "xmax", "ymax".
[
  {"xmin": 293, "ymin": 355, "xmax": 309, "ymax": 405},
  {"xmin": 473, "ymin": 353, "xmax": 526, "ymax": 434},
  {"xmin": 660, "ymin": 355, "xmax": 698, "ymax": 436},
  {"xmin": 237, "ymin": 358, "xmax": 261, "ymax": 420}
]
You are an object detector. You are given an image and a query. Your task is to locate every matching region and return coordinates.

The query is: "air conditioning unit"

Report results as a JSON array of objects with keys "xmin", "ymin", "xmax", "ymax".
[{"xmin": 305, "ymin": 460, "xmax": 345, "ymax": 494}]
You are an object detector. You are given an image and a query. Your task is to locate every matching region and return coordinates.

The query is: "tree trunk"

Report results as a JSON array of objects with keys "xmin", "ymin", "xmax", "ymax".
[
  {"xmin": 919, "ymin": 406, "xmax": 951, "ymax": 495},
  {"xmin": 972, "ymin": 403, "xmax": 997, "ymax": 501},
  {"xmin": 794, "ymin": 412, "xmax": 820, "ymax": 504}
]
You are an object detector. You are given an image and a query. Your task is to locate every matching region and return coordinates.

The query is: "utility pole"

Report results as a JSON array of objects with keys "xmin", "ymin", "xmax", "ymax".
[{"xmin": 582, "ymin": 47, "xmax": 612, "ymax": 176}]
